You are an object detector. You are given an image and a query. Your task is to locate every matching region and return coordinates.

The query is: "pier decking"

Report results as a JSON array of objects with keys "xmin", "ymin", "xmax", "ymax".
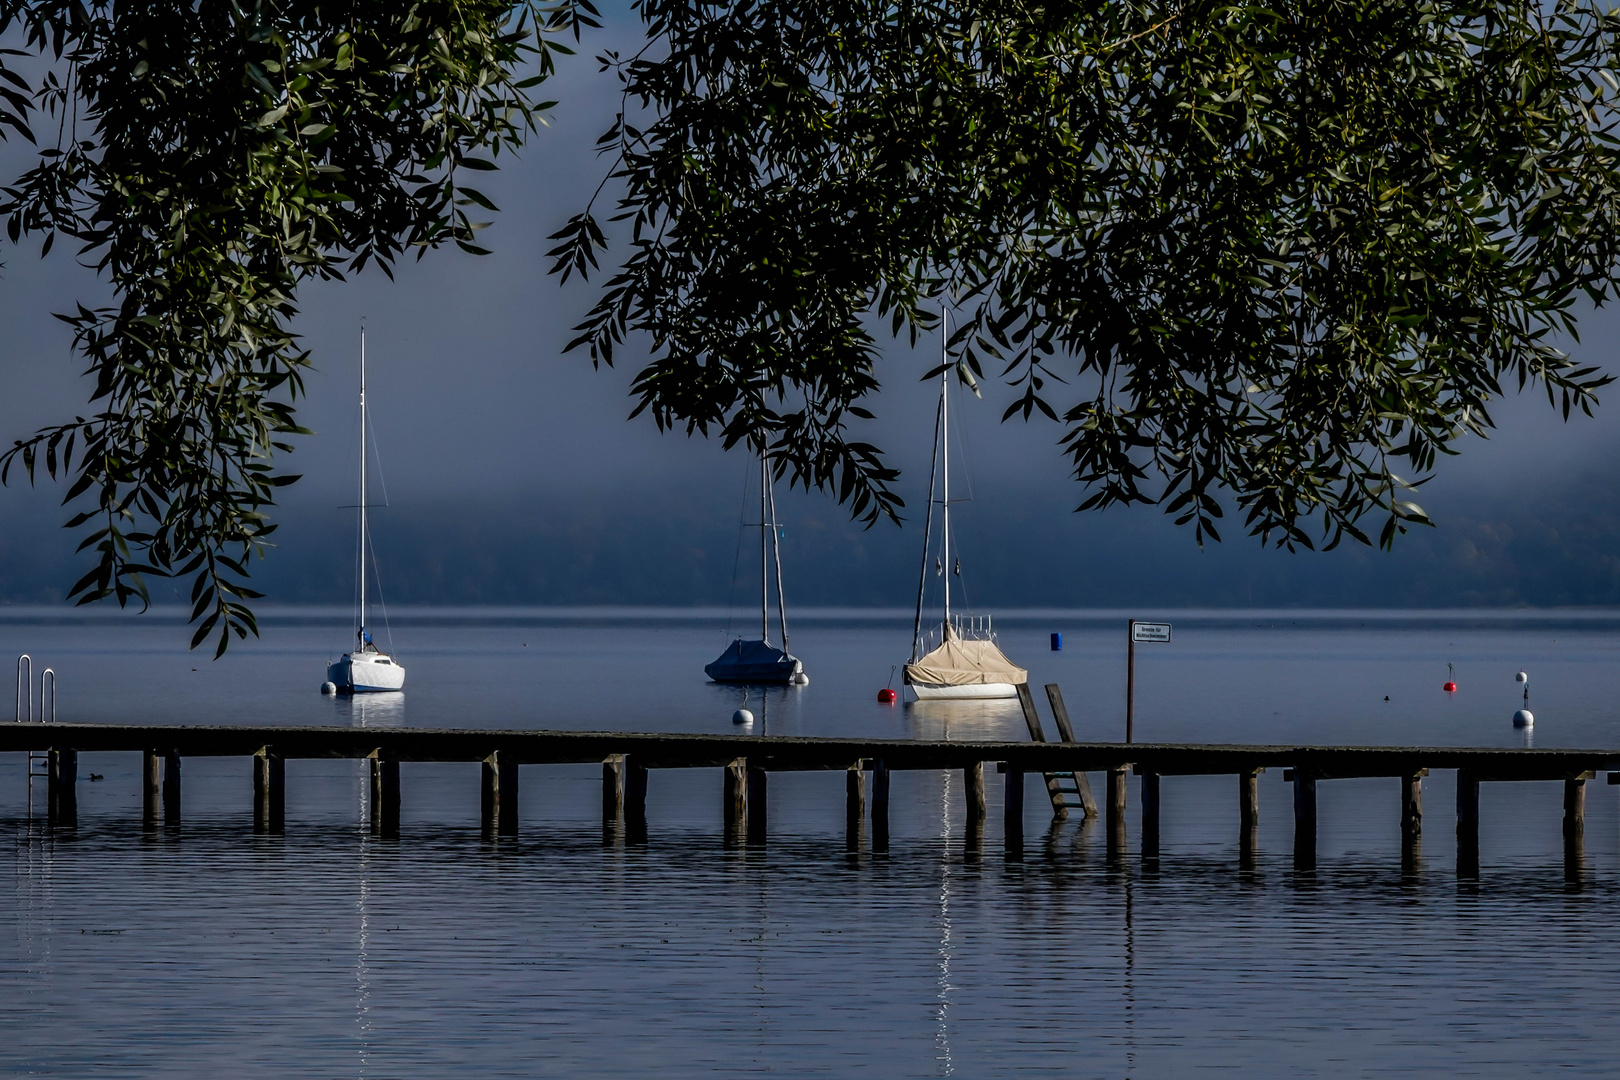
[{"xmin": 4, "ymin": 723, "xmax": 1613, "ymax": 876}]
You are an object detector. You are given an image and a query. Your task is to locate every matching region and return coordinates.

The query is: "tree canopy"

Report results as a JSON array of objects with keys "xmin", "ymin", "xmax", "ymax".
[
  {"xmin": 0, "ymin": 0, "xmax": 596, "ymax": 651},
  {"xmin": 5, "ymin": 0, "xmax": 1620, "ymax": 651}
]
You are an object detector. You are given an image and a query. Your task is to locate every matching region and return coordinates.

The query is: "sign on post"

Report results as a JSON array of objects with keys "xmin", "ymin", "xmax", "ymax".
[{"xmin": 1127, "ymin": 620, "xmax": 1172, "ymax": 743}]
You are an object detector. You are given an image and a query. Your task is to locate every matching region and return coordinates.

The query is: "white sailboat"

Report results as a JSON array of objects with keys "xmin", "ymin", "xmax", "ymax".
[
  {"xmin": 902, "ymin": 311, "xmax": 1027, "ymax": 700},
  {"xmin": 326, "ymin": 329, "xmax": 405, "ymax": 694},
  {"xmin": 706, "ymin": 451, "xmax": 808, "ymax": 685}
]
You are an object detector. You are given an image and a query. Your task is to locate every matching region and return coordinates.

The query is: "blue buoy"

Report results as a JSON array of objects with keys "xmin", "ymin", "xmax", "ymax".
[{"xmin": 1050, "ymin": 632, "xmax": 1062, "ymax": 651}]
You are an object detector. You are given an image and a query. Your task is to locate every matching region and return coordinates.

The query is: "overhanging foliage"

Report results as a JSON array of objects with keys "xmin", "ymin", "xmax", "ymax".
[
  {"xmin": 5, "ymin": 0, "xmax": 1620, "ymax": 652},
  {"xmin": 0, "ymin": 0, "xmax": 595, "ymax": 653},
  {"xmin": 553, "ymin": 0, "xmax": 1620, "ymax": 548}
]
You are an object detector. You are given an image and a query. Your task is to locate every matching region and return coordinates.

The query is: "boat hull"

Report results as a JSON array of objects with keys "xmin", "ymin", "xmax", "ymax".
[
  {"xmin": 705, "ymin": 639, "xmax": 804, "ymax": 685},
  {"xmin": 328, "ymin": 654, "xmax": 406, "ymax": 693},
  {"xmin": 908, "ymin": 681, "xmax": 1020, "ymax": 700}
]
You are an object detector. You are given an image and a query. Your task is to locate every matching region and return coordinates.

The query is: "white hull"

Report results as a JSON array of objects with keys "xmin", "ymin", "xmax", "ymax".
[
  {"xmin": 909, "ymin": 681, "xmax": 1020, "ymax": 700},
  {"xmin": 328, "ymin": 653, "xmax": 406, "ymax": 693}
]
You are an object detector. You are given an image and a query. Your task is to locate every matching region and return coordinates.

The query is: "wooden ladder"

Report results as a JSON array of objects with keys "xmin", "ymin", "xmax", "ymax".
[{"xmin": 1016, "ymin": 682, "xmax": 1098, "ymax": 819}]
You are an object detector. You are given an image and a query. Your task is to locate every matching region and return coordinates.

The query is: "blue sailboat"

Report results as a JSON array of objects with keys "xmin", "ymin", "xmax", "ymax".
[{"xmin": 705, "ymin": 452, "xmax": 808, "ymax": 686}]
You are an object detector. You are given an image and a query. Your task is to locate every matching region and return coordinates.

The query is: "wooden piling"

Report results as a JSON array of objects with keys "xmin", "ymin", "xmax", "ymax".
[
  {"xmin": 372, "ymin": 753, "xmax": 400, "ymax": 838},
  {"xmin": 1291, "ymin": 771, "xmax": 1316, "ymax": 871},
  {"xmin": 724, "ymin": 758, "xmax": 748, "ymax": 830},
  {"xmin": 602, "ymin": 754, "xmax": 626, "ymax": 822},
  {"xmin": 1401, "ymin": 771, "xmax": 1424, "ymax": 841},
  {"xmin": 254, "ymin": 748, "xmax": 285, "ymax": 834},
  {"xmin": 624, "ymin": 756, "xmax": 649, "ymax": 821},
  {"xmin": 872, "ymin": 758, "xmax": 890, "ymax": 851},
  {"xmin": 1565, "ymin": 829, "xmax": 1587, "ymax": 887},
  {"xmin": 48, "ymin": 747, "xmax": 76, "ymax": 825},
  {"xmin": 1140, "ymin": 770, "xmax": 1160, "ymax": 857},
  {"xmin": 481, "ymin": 754, "xmax": 500, "ymax": 837},
  {"xmin": 1003, "ymin": 765, "xmax": 1024, "ymax": 835},
  {"xmin": 1398, "ymin": 770, "xmax": 1424, "ymax": 876},
  {"xmin": 479, "ymin": 751, "xmax": 519, "ymax": 837},
  {"xmin": 368, "ymin": 757, "xmax": 382, "ymax": 833},
  {"xmin": 965, "ymin": 761, "xmax": 987, "ymax": 824},
  {"xmin": 1106, "ymin": 765, "xmax": 1128, "ymax": 856},
  {"xmin": 1564, "ymin": 782, "xmax": 1590, "ymax": 886},
  {"xmin": 745, "ymin": 766, "xmax": 767, "ymax": 843},
  {"xmin": 142, "ymin": 750, "xmax": 161, "ymax": 826},
  {"xmin": 845, "ymin": 761, "xmax": 865, "ymax": 838},
  {"xmin": 1564, "ymin": 775, "xmax": 1587, "ymax": 839},
  {"xmin": 162, "ymin": 751, "xmax": 181, "ymax": 824},
  {"xmin": 498, "ymin": 754, "xmax": 518, "ymax": 836},
  {"xmin": 964, "ymin": 812, "xmax": 984, "ymax": 862},
  {"xmin": 1455, "ymin": 769, "xmax": 1479, "ymax": 877},
  {"xmin": 1238, "ymin": 769, "xmax": 1261, "ymax": 867}
]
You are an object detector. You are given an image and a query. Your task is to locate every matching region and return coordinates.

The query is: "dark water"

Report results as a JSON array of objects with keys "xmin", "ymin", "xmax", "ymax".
[{"xmin": 4, "ymin": 608, "xmax": 1620, "ymax": 1077}]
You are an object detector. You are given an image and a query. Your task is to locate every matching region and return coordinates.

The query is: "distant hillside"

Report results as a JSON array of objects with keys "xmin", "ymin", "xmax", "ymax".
[{"xmin": 3, "ymin": 463, "xmax": 1617, "ymax": 610}]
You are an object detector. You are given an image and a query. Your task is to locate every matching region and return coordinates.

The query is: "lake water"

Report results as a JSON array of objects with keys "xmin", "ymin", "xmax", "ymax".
[{"xmin": 4, "ymin": 607, "xmax": 1620, "ymax": 1077}]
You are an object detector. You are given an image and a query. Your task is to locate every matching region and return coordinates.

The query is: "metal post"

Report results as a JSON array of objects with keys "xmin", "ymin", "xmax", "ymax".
[{"xmin": 1126, "ymin": 622, "xmax": 1136, "ymax": 744}]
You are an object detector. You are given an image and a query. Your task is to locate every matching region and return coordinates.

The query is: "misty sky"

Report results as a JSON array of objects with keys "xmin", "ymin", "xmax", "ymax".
[{"xmin": 3, "ymin": 12, "xmax": 1620, "ymax": 611}]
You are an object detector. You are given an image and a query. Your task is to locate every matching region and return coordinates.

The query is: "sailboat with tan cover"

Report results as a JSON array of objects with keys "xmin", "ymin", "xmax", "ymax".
[{"xmin": 902, "ymin": 312, "xmax": 1027, "ymax": 700}]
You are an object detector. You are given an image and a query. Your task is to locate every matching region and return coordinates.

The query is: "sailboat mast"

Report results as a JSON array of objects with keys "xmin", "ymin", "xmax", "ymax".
[
  {"xmin": 767, "ymin": 467, "xmax": 789, "ymax": 650},
  {"xmin": 940, "ymin": 309, "xmax": 951, "ymax": 634},
  {"xmin": 359, "ymin": 327, "xmax": 368, "ymax": 640},
  {"xmin": 760, "ymin": 448, "xmax": 769, "ymax": 644},
  {"xmin": 910, "ymin": 386, "xmax": 943, "ymax": 662}
]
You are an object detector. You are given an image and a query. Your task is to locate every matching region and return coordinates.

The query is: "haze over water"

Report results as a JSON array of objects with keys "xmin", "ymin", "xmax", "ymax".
[{"xmin": 5, "ymin": 607, "xmax": 1620, "ymax": 1077}]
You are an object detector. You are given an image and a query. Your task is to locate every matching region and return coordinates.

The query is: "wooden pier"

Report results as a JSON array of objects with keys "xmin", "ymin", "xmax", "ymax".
[{"xmin": 4, "ymin": 723, "xmax": 1615, "ymax": 876}]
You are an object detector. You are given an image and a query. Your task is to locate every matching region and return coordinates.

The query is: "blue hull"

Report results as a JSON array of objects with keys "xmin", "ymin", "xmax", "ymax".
[{"xmin": 705, "ymin": 639, "xmax": 803, "ymax": 684}]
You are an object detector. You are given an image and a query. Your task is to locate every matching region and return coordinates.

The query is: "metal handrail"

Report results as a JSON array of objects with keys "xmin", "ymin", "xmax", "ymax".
[
  {"xmin": 914, "ymin": 614, "xmax": 998, "ymax": 655},
  {"xmin": 15, "ymin": 654, "xmax": 31, "ymax": 723},
  {"xmin": 40, "ymin": 668, "xmax": 55, "ymax": 723}
]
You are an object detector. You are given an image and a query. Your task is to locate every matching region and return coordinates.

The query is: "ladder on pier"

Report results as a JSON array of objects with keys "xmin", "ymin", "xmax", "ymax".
[
  {"xmin": 1016, "ymin": 682, "xmax": 1098, "ymax": 819},
  {"xmin": 16, "ymin": 655, "xmax": 52, "ymax": 790}
]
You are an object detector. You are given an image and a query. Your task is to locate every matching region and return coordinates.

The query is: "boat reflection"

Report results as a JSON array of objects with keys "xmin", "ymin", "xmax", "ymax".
[
  {"xmin": 334, "ymin": 691, "xmax": 406, "ymax": 729},
  {"xmin": 906, "ymin": 697, "xmax": 1026, "ymax": 742}
]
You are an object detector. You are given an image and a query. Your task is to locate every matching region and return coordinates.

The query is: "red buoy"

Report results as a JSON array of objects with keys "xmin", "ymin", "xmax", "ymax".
[
  {"xmin": 1444, "ymin": 681, "xmax": 1457, "ymax": 693},
  {"xmin": 877, "ymin": 688, "xmax": 897, "ymax": 703}
]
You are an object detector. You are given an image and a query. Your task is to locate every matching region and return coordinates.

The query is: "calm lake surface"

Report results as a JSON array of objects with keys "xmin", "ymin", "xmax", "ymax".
[{"xmin": 4, "ymin": 606, "xmax": 1620, "ymax": 1077}]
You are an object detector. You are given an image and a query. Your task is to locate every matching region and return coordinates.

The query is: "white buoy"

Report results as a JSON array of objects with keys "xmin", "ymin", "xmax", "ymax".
[
  {"xmin": 320, "ymin": 681, "xmax": 337, "ymax": 695},
  {"xmin": 790, "ymin": 672, "xmax": 809, "ymax": 686},
  {"xmin": 732, "ymin": 708, "xmax": 754, "ymax": 725},
  {"xmin": 1513, "ymin": 708, "xmax": 1534, "ymax": 728}
]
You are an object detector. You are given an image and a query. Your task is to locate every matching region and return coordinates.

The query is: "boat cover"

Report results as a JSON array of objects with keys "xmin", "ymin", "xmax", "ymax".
[
  {"xmin": 904, "ymin": 627, "xmax": 1027, "ymax": 687},
  {"xmin": 706, "ymin": 638, "xmax": 803, "ymax": 683}
]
